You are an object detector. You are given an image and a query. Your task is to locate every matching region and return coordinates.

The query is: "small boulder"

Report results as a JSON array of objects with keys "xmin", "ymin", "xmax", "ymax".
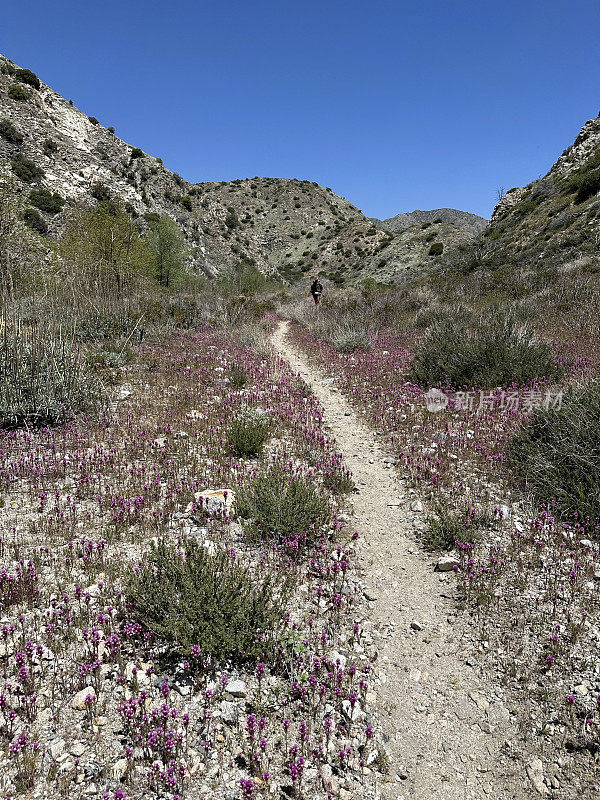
[
  {"xmin": 342, "ymin": 699, "xmax": 365, "ymax": 722},
  {"xmin": 227, "ymin": 679, "xmax": 247, "ymax": 698},
  {"xmin": 526, "ymin": 757, "xmax": 548, "ymax": 796},
  {"xmin": 72, "ymin": 687, "xmax": 96, "ymax": 710},
  {"xmin": 436, "ymin": 555, "xmax": 459, "ymax": 572},
  {"xmin": 220, "ymin": 701, "xmax": 239, "ymax": 725},
  {"xmin": 112, "ymin": 758, "xmax": 128, "ymax": 781},
  {"xmin": 50, "ymin": 738, "xmax": 66, "ymax": 759},
  {"xmin": 187, "ymin": 489, "xmax": 236, "ymax": 516}
]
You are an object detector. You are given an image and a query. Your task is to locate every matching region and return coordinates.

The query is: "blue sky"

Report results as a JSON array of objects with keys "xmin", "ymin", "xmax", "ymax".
[{"xmin": 2, "ymin": 1, "xmax": 599, "ymax": 219}]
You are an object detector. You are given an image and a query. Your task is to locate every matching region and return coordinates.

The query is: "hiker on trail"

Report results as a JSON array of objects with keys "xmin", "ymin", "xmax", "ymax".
[{"xmin": 310, "ymin": 276, "xmax": 323, "ymax": 306}]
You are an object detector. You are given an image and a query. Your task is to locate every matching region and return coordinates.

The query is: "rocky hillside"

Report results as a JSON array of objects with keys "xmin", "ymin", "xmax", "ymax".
[
  {"xmin": 0, "ymin": 53, "xmax": 484, "ymax": 286},
  {"xmin": 373, "ymin": 207, "xmax": 487, "ymax": 235},
  {"xmin": 486, "ymin": 112, "xmax": 600, "ymax": 268}
]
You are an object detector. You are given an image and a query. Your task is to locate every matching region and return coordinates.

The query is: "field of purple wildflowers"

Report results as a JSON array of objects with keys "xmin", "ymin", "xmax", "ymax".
[
  {"xmin": 287, "ymin": 310, "xmax": 600, "ymax": 784},
  {"xmin": 0, "ymin": 325, "xmax": 381, "ymax": 800}
]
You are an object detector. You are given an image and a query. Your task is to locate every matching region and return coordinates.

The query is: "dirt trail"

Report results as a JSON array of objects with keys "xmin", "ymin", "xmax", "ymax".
[{"xmin": 273, "ymin": 321, "xmax": 528, "ymax": 800}]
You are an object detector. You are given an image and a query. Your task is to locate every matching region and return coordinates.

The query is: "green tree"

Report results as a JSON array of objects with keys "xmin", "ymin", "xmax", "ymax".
[
  {"xmin": 145, "ymin": 216, "xmax": 187, "ymax": 288},
  {"xmin": 60, "ymin": 199, "xmax": 152, "ymax": 297},
  {"xmin": 0, "ymin": 177, "xmax": 46, "ymax": 296}
]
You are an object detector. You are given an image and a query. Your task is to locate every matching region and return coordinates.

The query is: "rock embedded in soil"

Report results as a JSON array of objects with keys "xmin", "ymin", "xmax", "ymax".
[
  {"xmin": 226, "ymin": 679, "xmax": 247, "ymax": 698},
  {"xmin": 187, "ymin": 488, "xmax": 236, "ymax": 515},
  {"xmin": 526, "ymin": 757, "xmax": 548, "ymax": 796},
  {"xmin": 436, "ymin": 555, "xmax": 459, "ymax": 572},
  {"xmin": 220, "ymin": 701, "xmax": 239, "ymax": 725},
  {"xmin": 71, "ymin": 686, "xmax": 96, "ymax": 710}
]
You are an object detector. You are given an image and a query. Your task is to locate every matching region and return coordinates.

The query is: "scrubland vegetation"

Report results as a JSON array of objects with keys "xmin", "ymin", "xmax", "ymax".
[
  {"xmin": 279, "ymin": 248, "xmax": 600, "ymax": 783},
  {"xmin": 0, "ymin": 177, "xmax": 378, "ymax": 799},
  {"xmin": 0, "ymin": 92, "xmax": 599, "ymax": 792}
]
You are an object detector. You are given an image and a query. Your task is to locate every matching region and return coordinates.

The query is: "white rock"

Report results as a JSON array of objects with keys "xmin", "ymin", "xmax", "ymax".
[
  {"xmin": 527, "ymin": 758, "xmax": 548, "ymax": 796},
  {"xmin": 227, "ymin": 679, "xmax": 247, "ymax": 698},
  {"xmin": 50, "ymin": 738, "xmax": 66, "ymax": 759},
  {"xmin": 71, "ymin": 687, "xmax": 96, "ymax": 710},
  {"xmin": 329, "ymin": 650, "xmax": 347, "ymax": 670},
  {"xmin": 342, "ymin": 699, "xmax": 365, "ymax": 722},
  {"xmin": 436, "ymin": 555, "xmax": 459, "ymax": 572},
  {"xmin": 220, "ymin": 701, "xmax": 238, "ymax": 725},
  {"xmin": 187, "ymin": 488, "xmax": 236, "ymax": 516},
  {"xmin": 112, "ymin": 758, "xmax": 128, "ymax": 781},
  {"xmin": 410, "ymin": 500, "xmax": 424, "ymax": 513}
]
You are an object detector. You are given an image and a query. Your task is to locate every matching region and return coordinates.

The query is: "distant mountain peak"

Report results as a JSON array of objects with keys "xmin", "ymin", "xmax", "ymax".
[{"xmin": 372, "ymin": 208, "xmax": 488, "ymax": 235}]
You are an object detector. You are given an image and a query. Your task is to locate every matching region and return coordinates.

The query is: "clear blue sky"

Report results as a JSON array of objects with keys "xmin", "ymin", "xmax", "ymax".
[{"xmin": 2, "ymin": 1, "xmax": 599, "ymax": 219}]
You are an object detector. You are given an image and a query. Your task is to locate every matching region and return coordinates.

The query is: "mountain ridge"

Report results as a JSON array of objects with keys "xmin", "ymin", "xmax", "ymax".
[
  {"xmin": 371, "ymin": 207, "xmax": 488, "ymax": 235},
  {"xmin": 0, "ymin": 53, "xmax": 483, "ymax": 285}
]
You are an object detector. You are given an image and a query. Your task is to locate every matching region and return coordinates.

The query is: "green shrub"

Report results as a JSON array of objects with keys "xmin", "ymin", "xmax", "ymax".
[
  {"xmin": 88, "ymin": 116, "xmax": 100, "ymax": 125},
  {"xmin": 0, "ymin": 118, "xmax": 23, "ymax": 145},
  {"xmin": 227, "ymin": 411, "xmax": 271, "ymax": 458},
  {"xmin": 573, "ymin": 170, "xmax": 600, "ymax": 204},
  {"xmin": 74, "ymin": 309, "xmax": 140, "ymax": 342},
  {"xmin": 29, "ymin": 188, "xmax": 65, "ymax": 214},
  {"xmin": 322, "ymin": 465, "xmax": 355, "ymax": 495},
  {"xmin": 508, "ymin": 382, "xmax": 600, "ymax": 527},
  {"xmin": 332, "ymin": 325, "xmax": 372, "ymax": 353},
  {"xmin": 23, "ymin": 208, "xmax": 47, "ymax": 234},
  {"xmin": 428, "ymin": 242, "xmax": 444, "ymax": 256},
  {"xmin": 424, "ymin": 499, "xmax": 487, "ymax": 551},
  {"xmin": 11, "ymin": 154, "xmax": 44, "ymax": 183},
  {"xmin": 180, "ymin": 195, "xmax": 193, "ymax": 211},
  {"xmin": 14, "ymin": 68, "xmax": 40, "ymax": 89},
  {"xmin": 126, "ymin": 538, "xmax": 290, "ymax": 663},
  {"xmin": 562, "ymin": 151, "xmax": 600, "ymax": 203},
  {"xmin": 90, "ymin": 182, "xmax": 111, "ymax": 202},
  {"xmin": 238, "ymin": 465, "xmax": 332, "ymax": 542},
  {"xmin": 86, "ymin": 343, "xmax": 133, "ymax": 371},
  {"xmin": 131, "ymin": 147, "xmax": 144, "ymax": 158},
  {"xmin": 228, "ymin": 365, "xmax": 248, "ymax": 388},
  {"xmin": 43, "ymin": 138, "xmax": 58, "ymax": 156},
  {"xmin": 0, "ymin": 326, "xmax": 103, "ymax": 428},
  {"xmin": 225, "ymin": 209, "xmax": 239, "ymax": 229},
  {"xmin": 7, "ymin": 84, "xmax": 28, "ymax": 101},
  {"xmin": 410, "ymin": 310, "xmax": 562, "ymax": 388},
  {"xmin": 107, "ymin": 126, "xmax": 115, "ymax": 134}
]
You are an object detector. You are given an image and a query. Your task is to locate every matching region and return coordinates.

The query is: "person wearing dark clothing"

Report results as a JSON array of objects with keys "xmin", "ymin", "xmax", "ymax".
[{"xmin": 310, "ymin": 277, "xmax": 323, "ymax": 306}]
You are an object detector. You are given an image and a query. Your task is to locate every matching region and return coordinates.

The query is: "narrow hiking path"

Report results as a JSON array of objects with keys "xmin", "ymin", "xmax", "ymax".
[{"xmin": 273, "ymin": 321, "xmax": 528, "ymax": 800}]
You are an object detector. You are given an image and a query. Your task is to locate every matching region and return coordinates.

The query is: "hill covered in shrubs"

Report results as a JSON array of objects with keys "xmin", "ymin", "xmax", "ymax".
[{"xmin": 0, "ymin": 53, "xmax": 483, "ymax": 287}]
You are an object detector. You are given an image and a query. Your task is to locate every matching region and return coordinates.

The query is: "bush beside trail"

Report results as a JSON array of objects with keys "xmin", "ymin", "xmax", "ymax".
[
  {"xmin": 508, "ymin": 381, "xmax": 600, "ymax": 528},
  {"xmin": 409, "ymin": 309, "xmax": 562, "ymax": 389}
]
